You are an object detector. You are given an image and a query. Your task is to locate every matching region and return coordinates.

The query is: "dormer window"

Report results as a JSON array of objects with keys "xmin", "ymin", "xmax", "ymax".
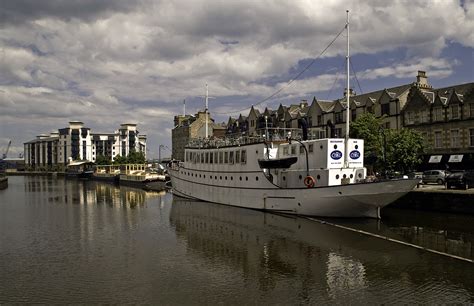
[
  {"xmin": 451, "ymin": 104, "xmax": 459, "ymax": 120},
  {"xmin": 433, "ymin": 107, "xmax": 443, "ymax": 122},
  {"xmin": 470, "ymin": 103, "xmax": 474, "ymax": 118}
]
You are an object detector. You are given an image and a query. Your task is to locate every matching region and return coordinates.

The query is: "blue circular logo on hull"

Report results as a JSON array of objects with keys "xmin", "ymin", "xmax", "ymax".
[{"xmin": 330, "ymin": 150, "xmax": 343, "ymax": 160}]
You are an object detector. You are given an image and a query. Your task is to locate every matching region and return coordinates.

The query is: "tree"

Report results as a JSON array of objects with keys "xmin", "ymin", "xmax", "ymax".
[
  {"xmin": 349, "ymin": 113, "xmax": 384, "ymax": 171},
  {"xmin": 350, "ymin": 113, "xmax": 425, "ymax": 174},
  {"xmin": 113, "ymin": 155, "xmax": 128, "ymax": 165},
  {"xmin": 127, "ymin": 151, "xmax": 146, "ymax": 164},
  {"xmin": 95, "ymin": 155, "xmax": 111, "ymax": 165},
  {"xmin": 385, "ymin": 128, "xmax": 425, "ymax": 173}
]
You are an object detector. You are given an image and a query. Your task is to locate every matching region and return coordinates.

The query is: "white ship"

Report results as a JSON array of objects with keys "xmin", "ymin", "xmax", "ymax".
[{"xmin": 169, "ymin": 11, "xmax": 418, "ymax": 218}]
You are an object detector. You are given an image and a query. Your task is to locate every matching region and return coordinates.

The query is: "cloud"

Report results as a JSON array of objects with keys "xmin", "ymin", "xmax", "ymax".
[{"xmin": 0, "ymin": 0, "xmax": 472, "ymax": 157}]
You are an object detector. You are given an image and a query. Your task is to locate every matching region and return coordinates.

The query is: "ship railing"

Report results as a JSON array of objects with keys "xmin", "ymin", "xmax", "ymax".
[{"xmin": 187, "ymin": 127, "xmax": 326, "ymax": 148}]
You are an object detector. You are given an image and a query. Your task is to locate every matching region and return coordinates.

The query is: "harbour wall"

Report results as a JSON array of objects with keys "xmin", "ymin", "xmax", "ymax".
[{"xmin": 389, "ymin": 187, "xmax": 474, "ymax": 215}]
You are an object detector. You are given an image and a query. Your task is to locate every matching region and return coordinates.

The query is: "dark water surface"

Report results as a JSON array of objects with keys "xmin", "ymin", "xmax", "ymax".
[{"xmin": 1, "ymin": 176, "xmax": 473, "ymax": 304}]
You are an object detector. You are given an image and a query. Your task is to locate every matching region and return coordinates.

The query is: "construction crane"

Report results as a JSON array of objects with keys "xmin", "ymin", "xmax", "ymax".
[{"xmin": 2, "ymin": 140, "xmax": 11, "ymax": 159}]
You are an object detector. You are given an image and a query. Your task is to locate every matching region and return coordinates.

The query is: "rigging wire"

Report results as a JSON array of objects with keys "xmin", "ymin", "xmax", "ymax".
[
  {"xmin": 213, "ymin": 25, "xmax": 347, "ymax": 115},
  {"xmin": 350, "ymin": 58, "xmax": 364, "ymax": 95}
]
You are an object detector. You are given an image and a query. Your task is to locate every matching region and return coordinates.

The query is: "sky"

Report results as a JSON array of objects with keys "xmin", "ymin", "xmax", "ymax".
[{"xmin": 0, "ymin": 0, "xmax": 473, "ymax": 159}]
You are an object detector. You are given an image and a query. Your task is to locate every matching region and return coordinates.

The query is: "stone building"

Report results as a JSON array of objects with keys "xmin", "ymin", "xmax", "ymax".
[{"xmin": 172, "ymin": 111, "xmax": 222, "ymax": 161}]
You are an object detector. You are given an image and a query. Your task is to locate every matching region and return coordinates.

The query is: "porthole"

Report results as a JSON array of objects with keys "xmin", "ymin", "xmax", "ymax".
[
  {"xmin": 355, "ymin": 145, "xmax": 359, "ymax": 149},
  {"xmin": 215, "ymin": 176, "xmax": 217, "ymax": 179},
  {"xmin": 231, "ymin": 177, "xmax": 233, "ymax": 180},
  {"xmin": 336, "ymin": 174, "xmax": 340, "ymax": 179},
  {"xmin": 350, "ymin": 174, "xmax": 354, "ymax": 179},
  {"xmin": 317, "ymin": 175, "xmax": 321, "ymax": 180},
  {"xmin": 204, "ymin": 175, "xmax": 206, "ymax": 179},
  {"xmin": 283, "ymin": 176, "xmax": 286, "ymax": 181},
  {"xmin": 334, "ymin": 145, "xmax": 338, "ymax": 149},
  {"xmin": 299, "ymin": 175, "xmax": 302, "ymax": 180},
  {"xmin": 225, "ymin": 176, "xmax": 227, "ymax": 180},
  {"xmin": 245, "ymin": 177, "xmax": 248, "ymax": 181},
  {"xmin": 199, "ymin": 174, "xmax": 201, "ymax": 178},
  {"xmin": 320, "ymin": 145, "xmax": 323, "ymax": 150},
  {"xmin": 256, "ymin": 176, "xmax": 259, "ymax": 181},
  {"xmin": 358, "ymin": 173, "xmax": 362, "ymax": 178},
  {"xmin": 220, "ymin": 176, "xmax": 222, "ymax": 180},
  {"xmin": 239, "ymin": 177, "xmax": 242, "ymax": 181},
  {"xmin": 343, "ymin": 174, "xmax": 347, "ymax": 179}
]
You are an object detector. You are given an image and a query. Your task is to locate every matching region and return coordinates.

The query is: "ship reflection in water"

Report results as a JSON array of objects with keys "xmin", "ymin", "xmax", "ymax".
[{"xmin": 170, "ymin": 197, "xmax": 474, "ymax": 304}]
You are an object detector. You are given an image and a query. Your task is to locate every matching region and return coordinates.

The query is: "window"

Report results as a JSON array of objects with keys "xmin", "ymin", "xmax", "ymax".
[
  {"xmin": 406, "ymin": 111, "xmax": 414, "ymax": 125},
  {"xmin": 451, "ymin": 104, "xmax": 459, "ymax": 120},
  {"xmin": 317, "ymin": 115, "xmax": 322, "ymax": 125},
  {"xmin": 219, "ymin": 151, "xmax": 223, "ymax": 164},
  {"xmin": 433, "ymin": 107, "xmax": 443, "ymax": 122},
  {"xmin": 451, "ymin": 129, "xmax": 460, "ymax": 147},
  {"xmin": 470, "ymin": 129, "xmax": 474, "ymax": 147},
  {"xmin": 367, "ymin": 105, "xmax": 374, "ymax": 113},
  {"xmin": 309, "ymin": 144, "xmax": 314, "ymax": 153},
  {"xmin": 470, "ymin": 103, "xmax": 474, "ymax": 118},
  {"xmin": 299, "ymin": 145, "xmax": 305, "ymax": 154},
  {"xmin": 229, "ymin": 151, "xmax": 234, "ymax": 164},
  {"xmin": 200, "ymin": 153, "xmax": 204, "ymax": 163},
  {"xmin": 434, "ymin": 131, "xmax": 443, "ymax": 148},
  {"xmin": 385, "ymin": 122, "xmax": 390, "ymax": 129},
  {"xmin": 210, "ymin": 151, "xmax": 214, "ymax": 164},
  {"xmin": 335, "ymin": 112, "xmax": 343, "ymax": 124},
  {"xmin": 351, "ymin": 109, "xmax": 357, "ymax": 121},
  {"xmin": 224, "ymin": 151, "xmax": 228, "ymax": 163},
  {"xmin": 236, "ymin": 151, "xmax": 240, "ymax": 163},
  {"xmin": 291, "ymin": 145, "xmax": 296, "ymax": 155},
  {"xmin": 241, "ymin": 150, "xmax": 247, "ymax": 164},
  {"xmin": 335, "ymin": 128, "xmax": 342, "ymax": 138},
  {"xmin": 205, "ymin": 152, "xmax": 209, "ymax": 164},
  {"xmin": 308, "ymin": 116, "xmax": 313, "ymax": 126},
  {"xmin": 420, "ymin": 110, "xmax": 429, "ymax": 123},
  {"xmin": 283, "ymin": 146, "xmax": 289, "ymax": 155},
  {"xmin": 381, "ymin": 103, "xmax": 390, "ymax": 116}
]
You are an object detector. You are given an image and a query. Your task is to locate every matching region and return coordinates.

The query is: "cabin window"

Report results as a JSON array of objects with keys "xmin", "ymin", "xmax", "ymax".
[
  {"xmin": 210, "ymin": 151, "xmax": 214, "ymax": 164},
  {"xmin": 309, "ymin": 144, "xmax": 314, "ymax": 153},
  {"xmin": 219, "ymin": 151, "xmax": 223, "ymax": 164},
  {"xmin": 200, "ymin": 153, "xmax": 204, "ymax": 164},
  {"xmin": 224, "ymin": 151, "xmax": 229, "ymax": 163},
  {"xmin": 205, "ymin": 152, "xmax": 209, "ymax": 164},
  {"xmin": 229, "ymin": 151, "xmax": 234, "ymax": 164},
  {"xmin": 299, "ymin": 145, "xmax": 305, "ymax": 154},
  {"xmin": 214, "ymin": 152, "xmax": 217, "ymax": 164},
  {"xmin": 291, "ymin": 145, "xmax": 296, "ymax": 155},
  {"xmin": 236, "ymin": 150, "xmax": 241, "ymax": 163},
  {"xmin": 283, "ymin": 146, "xmax": 289, "ymax": 156},
  {"xmin": 241, "ymin": 150, "xmax": 247, "ymax": 164}
]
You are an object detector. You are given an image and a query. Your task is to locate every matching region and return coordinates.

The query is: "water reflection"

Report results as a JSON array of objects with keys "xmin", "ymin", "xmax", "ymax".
[
  {"xmin": 23, "ymin": 176, "xmax": 165, "ymax": 209},
  {"xmin": 170, "ymin": 197, "xmax": 474, "ymax": 304}
]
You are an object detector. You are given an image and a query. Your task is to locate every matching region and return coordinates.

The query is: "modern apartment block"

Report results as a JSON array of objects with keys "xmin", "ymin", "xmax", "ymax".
[{"xmin": 24, "ymin": 121, "xmax": 147, "ymax": 170}]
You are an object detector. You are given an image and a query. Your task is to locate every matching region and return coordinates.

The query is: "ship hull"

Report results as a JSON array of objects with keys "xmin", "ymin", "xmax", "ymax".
[{"xmin": 170, "ymin": 169, "xmax": 418, "ymax": 218}]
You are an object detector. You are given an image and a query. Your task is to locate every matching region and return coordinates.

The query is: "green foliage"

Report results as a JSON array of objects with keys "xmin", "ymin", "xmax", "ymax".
[
  {"xmin": 95, "ymin": 155, "xmax": 111, "ymax": 165},
  {"xmin": 385, "ymin": 128, "xmax": 425, "ymax": 173},
  {"xmin": 113, "ymin": 155, "xmax": 128, "ymax": 165},
  {"xmin": 127, "ymin": 151, "xmax": 146, "ymax": 164},
  {"xmin": 112, "ymin": 151, "xmax": 146, "ymax": 165},
  {"xmin": 349, "ymin": 113, "xmax": 384, "ymax": 166},
  {"xmin": 350, "ymin": 113, "xmax": 425, "ymax": 174}
]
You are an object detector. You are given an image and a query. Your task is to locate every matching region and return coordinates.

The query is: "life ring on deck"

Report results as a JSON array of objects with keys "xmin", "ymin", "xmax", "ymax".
[{"xmin": 304, "ymin": 175, "xmax": 315, "ymax": 188}]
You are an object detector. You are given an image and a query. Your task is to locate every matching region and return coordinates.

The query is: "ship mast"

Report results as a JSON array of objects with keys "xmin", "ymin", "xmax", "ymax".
[
  {"xmin": 344, "ymin": 10, "xmax": 350, "ymax": 168},
  {"xmin": 205, "ymin": 83, "xmax": 209, "ymax": 138}
]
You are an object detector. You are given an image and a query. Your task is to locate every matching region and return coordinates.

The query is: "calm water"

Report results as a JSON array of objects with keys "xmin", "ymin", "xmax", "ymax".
[{"xmin": 0, "ymin": 176, "xmax": 473, "ymax": 304}]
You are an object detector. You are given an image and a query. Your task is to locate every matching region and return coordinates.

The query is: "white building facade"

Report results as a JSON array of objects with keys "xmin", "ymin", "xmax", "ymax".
[{"xmin": 24, "ymin": 121, "xmax": 147, "ymax": 170}]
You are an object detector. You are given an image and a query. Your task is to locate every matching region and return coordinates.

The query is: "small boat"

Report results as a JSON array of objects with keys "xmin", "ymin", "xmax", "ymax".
[
  {"xmin": 66, "ymin": 161, "xmax": 94, "ymax": 180},
  {"xmin": 92, "ymin": 165, "xmax": 121, "ymax": 183},
  {"xmin": 119, "ymin": 164, "xmax": 170, "ymax": 191}
]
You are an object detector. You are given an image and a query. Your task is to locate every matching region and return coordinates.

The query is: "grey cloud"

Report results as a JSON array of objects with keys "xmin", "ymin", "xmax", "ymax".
[{"xmin": 0, "ymin": 0, "xmax": 138, "ymax": 25}]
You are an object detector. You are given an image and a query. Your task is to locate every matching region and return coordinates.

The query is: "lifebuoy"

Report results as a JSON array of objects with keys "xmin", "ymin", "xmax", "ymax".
[{"xmin": 304, "ymin": 175, "xmax": 315, "ymax": 188}]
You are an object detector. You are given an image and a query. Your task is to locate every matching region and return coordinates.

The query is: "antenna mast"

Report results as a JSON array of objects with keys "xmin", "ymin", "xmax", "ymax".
[
  {"xmin": 205, "ymin": 84, "xmax": 209, "ymax": 138},
  {"xmin": 345, "ymin": 10, "xmax": 350, "ymax": 168},
  {"xmin": 183, "ymin": 99, "xmax": 186, "ymax": 116}
]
